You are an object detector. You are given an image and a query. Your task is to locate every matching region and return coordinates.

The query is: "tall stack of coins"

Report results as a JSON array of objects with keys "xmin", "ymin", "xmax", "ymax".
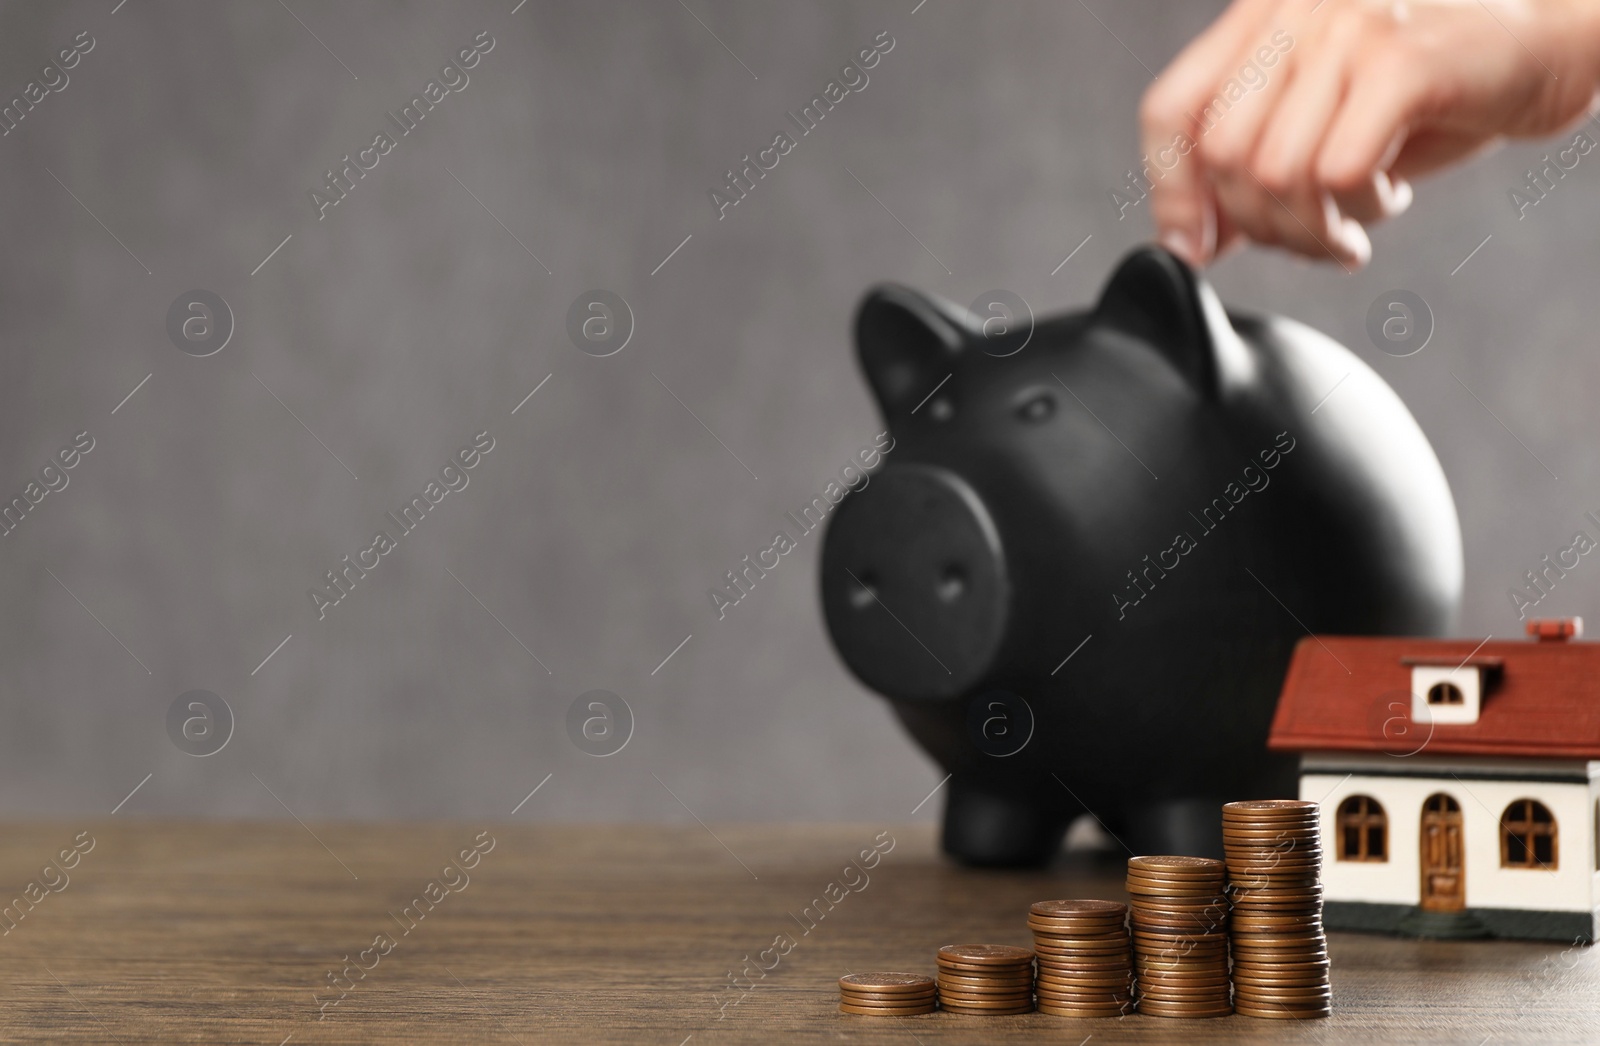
[
  {"xmin": 935, "ymin": 945, "xmax": 1036, "ymax": 1015},
  {"xmin": 1027, "ymin": 899, "xmax": 1133, "ymax": 1017},
  {"xmin": 1223, "ymin": 800, "xmax": 1332, "ymax": 1019},
  {"xmin": 1126, "ymin": 855, "xmax": 1233, "ymax": 1018},
  {"xmin": 837, "ymin": 973, "xmax": 937, "ymax": 1016}
]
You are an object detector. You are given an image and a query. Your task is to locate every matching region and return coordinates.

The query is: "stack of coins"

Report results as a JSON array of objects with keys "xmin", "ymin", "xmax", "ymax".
[
  {"xmin": 935, "ymin": 945, "xmax": 1036, "ymax": 1015},
  {"xmin": 1223, "ymin": 800, "xmax": 1331, "ymax": 1019},
  {"xmin": 837, "ymin": 973, "xmax": 937, "ymax": 1016},
  {"xmin": 1126, "ymin": 855, "xmax": 1233, "ymax": 1018},
  {"xmin": 1027, "ymin": 899, "xmax": 1133, "ymax": 1017}
]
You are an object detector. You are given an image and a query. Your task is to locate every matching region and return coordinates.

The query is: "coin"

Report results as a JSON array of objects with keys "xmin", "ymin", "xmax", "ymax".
[
  {"xmin": 936, "ymin": 1001, "xmax": 1036, "ymax": 1013},
  {"xmin": 1225, "ymin": 863, "xmax": 1324, "ymax": 879},
  {"xmin": 938, "ymin": 991, "xmax": 1035, "ymax": 1003},
  {"xmin": 937, "ymin": 965, "xmax": 1035, "ymax": 978},
  {"xmin": 1035, "ymin": 977, "xmax": 1129, "ymax": 991},
  {"xmin": 1231, "ymin": 960, "xmax": 1330, "ymax": 975},
  {"xmin": 1030, "ymin": 934, "xmax": 1132, "ymax": 953},
  {"xmin": 1037, "ymin": 956, "xmax": 1133, "ymax": 969},
  {"xmin": 1226, "ymin": 847, "xmax": 1325, "ymax": 861},
  {"xmin": 1031, "ymin": 899, "xmax": 1127, "ymax": 919},
  {"xmin": 1037, "ymin": 1001, "xmax": 1132, "ymax": 1017},
  {"xmin": 838, "ymin": 998, "xmax": 934, "ymax": 1017},
  {"xmin": 1228, "ymin": 953, "xmax": 1331, "ymax": 972},
  {"xmin": 1231, "ymin": 959, "xmax": 1330, "ymax": 974},
  {"xmin": 1035, "ymin": 991, "xmax": 1130, "ymax": 1006},
  {"xmin": 1029, "ymin": 919, "xmax": 1127, "ymax": 933},
  {"xmin": 1223, "ymin": 799, "xmax": 1318, "ymax": 817},
  {"xmin": 1126, "ymin": 863, "xmax": 1222, "ymax": 876},
  {"xmin": 1135, "ymin": 963, "xmax": 1229, "ymax": 979},
  {"xmin": 1234, "ymin": 981, "xmax": 1333, "ymax": 997},
  {"xmin": 1234, "ymin": 1002, "xmax": 1333, "ymax": 1019},
  {"xmin": 1036, "ymin": 986, "xmax": 1129, "ymax": 1001},
  {"xmin": 1136, "ymin": 1000, "xmax": 1234, "ymax": 1018},
  {"xmin": 937, "ymin": 966, "xmax": 1036, "ymax": 980},
  {"xmin": 839, "ymin": 973, "xmax": 936, "ymax": 994},
  {"xmin": 1229, "ymin": 914, "xmax": 1322, "ymax": 929},
  {"xmin": 935, "ymin": 979, "xmax": 1033, "ymax": 990},
  {"xmin": 1137, "ymin": 983, "xmax": 1233, "ymax": 998},
  {"xmin": 1229, "ymin": 934, "xmax": 1323, "ymax": 948},
  {"xmin": 1136, "ymin": 981, "xmax": 1231, "ymax": 995},
  {"xmin": 1036, "ymin": 986, "xmax": 1131, "ymax": 1000},
  {"xmin": 1036, "ymin": 972, "xmax": 1130, "ymax": 987},
  {"xmin": 1229, "ymin": 887, "xmax": 1323, "ymax": 900},
  {"xmin": 936, "ymin": 970, "xmax": 1035, "ymax": 982},
  {"xmin": 938, "ymin": 944, "xmax": 1034, "ymax": 965},
  {"xmin": 1134, "ymin": 951, "xmax": 1227, "ymax": 968},
  {"xmin": 1223, "ymin": 825, "xmax": 1320, "ymax": 838},
  {"xmin": 937, "ymin": 983, "xmax": 1036, "ymax": 996},
  {"xmin": 839, "ymin": 1000, "xmax": 936, "ymax": 1016}
]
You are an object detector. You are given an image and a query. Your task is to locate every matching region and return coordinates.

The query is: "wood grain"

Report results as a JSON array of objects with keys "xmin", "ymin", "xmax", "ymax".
[{"xmin": 0, "ymin": 821, "xmax": 1591, "ymax": 1044}]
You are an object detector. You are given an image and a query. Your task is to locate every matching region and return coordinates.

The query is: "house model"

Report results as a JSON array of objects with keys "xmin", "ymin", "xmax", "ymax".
[{"xmin": 1268, "ymin": 617, "xmax": 1598, "ymax": 943}]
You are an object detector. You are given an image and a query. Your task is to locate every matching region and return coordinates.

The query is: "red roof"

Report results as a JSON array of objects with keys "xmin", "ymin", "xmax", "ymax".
[{"xmin": 1268, "ymin": 633, "xmax": 1600, "ymax": 760}]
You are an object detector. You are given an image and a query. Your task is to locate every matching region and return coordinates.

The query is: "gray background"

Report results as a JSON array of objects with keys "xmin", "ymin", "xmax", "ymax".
[{"xmin": 0, "ymin": 0, "xmax": 1593, "ymax": 822}]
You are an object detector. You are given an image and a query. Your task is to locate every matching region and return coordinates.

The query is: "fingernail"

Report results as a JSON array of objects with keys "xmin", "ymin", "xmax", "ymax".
[
  {"xmin": 1338, "ymin": 217, "xmax": 1372, "ymax": 269},
  {"xmin": 1160, "ymin": 228, "xmax": 1197, "ymax": 265}
]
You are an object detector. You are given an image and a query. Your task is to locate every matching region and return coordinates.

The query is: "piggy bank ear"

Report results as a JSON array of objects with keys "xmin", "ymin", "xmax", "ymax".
[
  {"xmin": 855, "ymin": 284, "xmax": 975, "ymax": 414},
  {"xmin": 1093, "ymin": 245, "xmax": 1244, "ymax": 397}
]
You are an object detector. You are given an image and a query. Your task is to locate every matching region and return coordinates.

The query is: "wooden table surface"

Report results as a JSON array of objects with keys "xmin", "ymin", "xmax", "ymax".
[{"xmin": 0, "ymin": 821, "xmax": 1594, "ymax": 1044}]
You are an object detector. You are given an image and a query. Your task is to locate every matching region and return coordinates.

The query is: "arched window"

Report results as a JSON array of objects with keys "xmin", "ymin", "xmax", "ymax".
[
  {"xmin": 1427, "ymin": 682, "xmax": 1463, "ymax": 705},
  {"xmin": 1501, "ymin": 799, "xmax": 1558, "ymax": 869},
  {"xmin": 1337, "ymin": 795, "xmax": 1386, "ymax": 861}
]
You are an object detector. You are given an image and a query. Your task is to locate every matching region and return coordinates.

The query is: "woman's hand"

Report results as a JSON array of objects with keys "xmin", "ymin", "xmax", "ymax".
[{"xmin": 1139, "ymin": 0, "xmax": 1600, "ymax": 267}]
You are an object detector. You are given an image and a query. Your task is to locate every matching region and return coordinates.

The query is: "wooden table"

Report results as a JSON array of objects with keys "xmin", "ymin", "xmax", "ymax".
[{"xmin": 0, "ymin": 821, "xmax": 1593, "ymax": 1043}]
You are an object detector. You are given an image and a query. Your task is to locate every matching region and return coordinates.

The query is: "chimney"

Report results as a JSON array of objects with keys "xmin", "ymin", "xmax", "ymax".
[{"xmin": 1527, "ymin": 617, "xmax": 1583, "ymax": 642}]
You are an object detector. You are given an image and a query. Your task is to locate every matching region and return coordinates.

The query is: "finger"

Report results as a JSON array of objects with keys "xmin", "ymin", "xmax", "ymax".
[
  {"xmin": 1140, "ymin": 0, "xmax": 1280, "ymax": 262},
  {"xmin": 1252, "ymin": 10, "xmax": 1355, "ymax": 213},
  {"xmin": 1316, "ymin": 45, "xmax": 1442, "ymax": 194},
  {"xmin": 1389, "ymin": 128, "xmax": 1498, "ymax": 182},
  {"xmin": 1220, "ymin": 170, "xmax": 1368, "ymax": 267},
  {"xmin": 1330, "ymin": 170, "xmax": 1413, "ymax": 225},
  {"xmin": 1212, "ymin": 206, "xmax": 1244, "ymax": 263},
  {"xmin": 1209, "ymin": 165, "xmax": 1282, "ymax": 250},
  {"xmin": 1239, "ymin": 16, "xmax": 1378, "ymax": 263},
  {"xmin": 1192, "ymin": 33, "xmax": 1310, "ymax": 257}
]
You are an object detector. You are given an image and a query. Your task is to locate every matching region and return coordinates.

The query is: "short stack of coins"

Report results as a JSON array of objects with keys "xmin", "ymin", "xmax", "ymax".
[
  {"xmin": 935, "ymin": 944, "xmax": 1036, "ymax": 1015},
  {"xmin": 837, "ymin": 972, "xmax": 937, "ymax": 1016},
  {"xmin": 1027, "ymin": 899, "xmax": 1133, "ymax": 1017},
  {"xmin": 1223, "ymin": 800, "xmax": 1332, "ymax": 1019},
  {"xmin": 1126, "ymin": 855, "xmax": 1233, "ymax": 1018}
]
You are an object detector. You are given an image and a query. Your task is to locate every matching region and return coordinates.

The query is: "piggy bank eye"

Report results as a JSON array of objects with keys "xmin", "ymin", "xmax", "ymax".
[{"xmin": 1015, "ymin": 390, "xmax": 1055, "ymax": 423}]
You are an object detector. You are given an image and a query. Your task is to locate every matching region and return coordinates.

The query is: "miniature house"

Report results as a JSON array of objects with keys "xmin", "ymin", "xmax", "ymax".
[{"xmin": 1268, "ymin": 618, "xmax": 1599, "ymax": 943}]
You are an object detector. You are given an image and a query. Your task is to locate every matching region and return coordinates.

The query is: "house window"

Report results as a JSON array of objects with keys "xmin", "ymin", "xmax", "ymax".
[
  {"xmin": 1427, "ymin": 682, "xmax": 1463, "ymax": 705},
  {"xmin": 1337, "ymin": 795, "xmax": 1386, "ymax": 861},
  {"xmin": 1501, "ymin": 799, "xmax": 1558, "ymax": 869}
]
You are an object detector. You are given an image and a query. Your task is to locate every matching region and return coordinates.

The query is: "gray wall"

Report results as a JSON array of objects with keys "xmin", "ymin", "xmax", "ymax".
[{"xmin": 0, "ymin": 0, "xmax": 1594, "ymax": 822}]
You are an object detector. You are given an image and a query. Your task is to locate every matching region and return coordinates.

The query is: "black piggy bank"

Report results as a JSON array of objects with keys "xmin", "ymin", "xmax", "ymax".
[{"xmin": 820, "ymin": 246, "xmax": 1461, "ymax": 867}]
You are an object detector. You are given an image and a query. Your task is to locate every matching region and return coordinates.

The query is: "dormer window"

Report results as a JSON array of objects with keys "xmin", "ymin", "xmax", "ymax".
[
  {"xmin": 1407, "ymin": 664, "xmax": 1483, "ymax": 725},
  {"xmin": 1427, "ymin": 682, "xmax": 1464, "ymax": 706}
]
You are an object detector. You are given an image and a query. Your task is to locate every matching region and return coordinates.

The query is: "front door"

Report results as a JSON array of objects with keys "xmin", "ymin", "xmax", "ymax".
[{"xmin": 1420, "ymin": 793, "xmax": 1464, "ymax": 911}]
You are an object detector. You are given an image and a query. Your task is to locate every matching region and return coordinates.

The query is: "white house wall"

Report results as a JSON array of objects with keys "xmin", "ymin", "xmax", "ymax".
[{"xmin": 1302, "ymin": 773, "xmax": 1591, "ymax": 913}]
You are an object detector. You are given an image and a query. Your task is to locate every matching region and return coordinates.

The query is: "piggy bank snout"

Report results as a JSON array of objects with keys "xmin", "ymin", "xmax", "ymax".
[{"xmin": 820, "ymin": 464, "xmax": 1009, "ymax": 701}]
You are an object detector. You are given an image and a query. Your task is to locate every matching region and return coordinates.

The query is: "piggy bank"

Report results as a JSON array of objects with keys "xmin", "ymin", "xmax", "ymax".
[{"xmin": 820, "ymin": 246, "xmax": 1462, "ymax": 866}]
